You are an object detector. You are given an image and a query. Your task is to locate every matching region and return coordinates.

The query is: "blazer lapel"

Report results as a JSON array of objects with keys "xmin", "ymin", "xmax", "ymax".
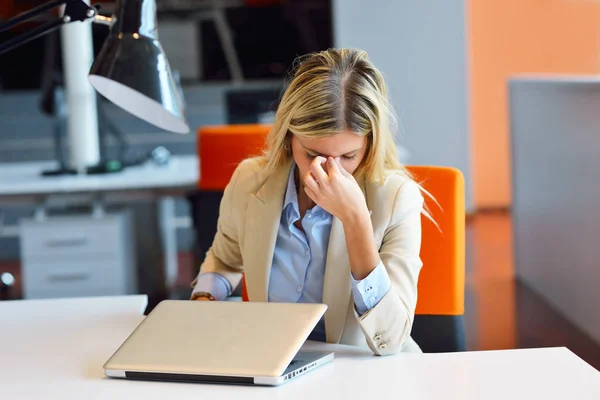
[
  {"xmin": 243, "ymin": 162, "xmax": 292, "ymax": 302},
  {"xmin": 323, "ymin": 217, "xmax": 352, "ymax": 343},
  {"xmin": 323, "ymin": 175, "xmax": 369, "ymax": 343}
]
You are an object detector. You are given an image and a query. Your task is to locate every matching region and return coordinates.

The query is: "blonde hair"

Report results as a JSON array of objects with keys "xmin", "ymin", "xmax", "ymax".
[{"xmin": 260, "ymin": 48, "xmax": 411, "ymax": 184}]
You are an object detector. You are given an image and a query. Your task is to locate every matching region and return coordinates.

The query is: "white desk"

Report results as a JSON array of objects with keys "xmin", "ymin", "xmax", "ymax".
[
  {"xmin": 0, "ymin": 156, "xmax": 198, "ymax": 200},
  {"xmin": 0, "ymin": 155, "xmax": 199, "ymax": 292},
  {"xmin": 1, "ymin": 296, "xmax": 599, "ymax": 399}
]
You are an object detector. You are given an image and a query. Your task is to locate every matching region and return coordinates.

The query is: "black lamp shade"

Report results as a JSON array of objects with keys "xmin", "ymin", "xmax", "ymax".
[{"xmin": 88, "ymin": 0, "xmax": 189, "ymax": 134}]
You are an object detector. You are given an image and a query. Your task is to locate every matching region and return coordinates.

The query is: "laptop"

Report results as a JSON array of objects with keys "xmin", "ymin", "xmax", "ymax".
[{"xmin": 103, "ymin": 300, "xmax": 333, "ymax": 386}]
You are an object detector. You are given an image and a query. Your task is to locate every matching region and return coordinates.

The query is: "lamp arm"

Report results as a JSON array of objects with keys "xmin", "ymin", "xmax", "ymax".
[
  {"xmin": 0, "ymin": 19, "xmax": 66, "ymax": 56},
  {"xmin": 0, "ymin": 0, "xmax": 70, "ymax": 34},
  {"xmin": 0, "ymin": 0, "xmax": 98, "ymax": 56}
]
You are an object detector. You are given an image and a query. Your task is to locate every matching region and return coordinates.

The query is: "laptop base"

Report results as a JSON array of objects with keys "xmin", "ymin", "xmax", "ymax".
[{"xmin": 105, "ymin": 351, "xmax": 334, "ymax": 386}]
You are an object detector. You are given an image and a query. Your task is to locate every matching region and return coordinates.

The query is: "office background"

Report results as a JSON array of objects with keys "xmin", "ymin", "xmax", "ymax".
[{"xmin": 2, "ymin": 0, "xmax": 600, "ymax": 370}]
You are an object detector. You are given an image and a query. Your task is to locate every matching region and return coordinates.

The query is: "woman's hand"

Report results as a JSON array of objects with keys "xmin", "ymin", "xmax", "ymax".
[
  {"xmin": 303, "ymin": 156, "xmax": 368, "ymax": 222},
  {"xmin": 304, "ymin": 156, "xmax": 380, "ymax": 280}
]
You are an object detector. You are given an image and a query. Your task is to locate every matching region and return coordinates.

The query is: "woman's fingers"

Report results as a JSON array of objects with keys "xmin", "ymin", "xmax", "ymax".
[
  {"xmin": 335, "ymin": 157, "xmax": 353, "ymax": 178},
  {"xmin": 327, "ymin": 157, "xmax": 339, "ymax": 173},
  {"xmin": 329, "ymin": 157, "xmax": 353, "ymax": 180},
  {"xmin": 310, "ymin": 156, "xmax": 328, "ymax": 184}
]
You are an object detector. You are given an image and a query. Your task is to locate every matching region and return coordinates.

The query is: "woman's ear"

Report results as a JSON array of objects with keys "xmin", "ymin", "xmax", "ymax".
[{"xmin": 284, "ymin": 132, "xmax": 293, "ymax": 152}]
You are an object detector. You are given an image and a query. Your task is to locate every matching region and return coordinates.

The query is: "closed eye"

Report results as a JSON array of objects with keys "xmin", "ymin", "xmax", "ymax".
[{"xmin": 305, "ymin": 152, "xmax": 356, "ymax": 161}]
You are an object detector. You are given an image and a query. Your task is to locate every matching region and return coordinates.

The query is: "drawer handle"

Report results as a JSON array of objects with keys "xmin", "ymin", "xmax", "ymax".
[
  {"xmin": 44, "ymin": 238, "xmax": 88, "ymax": 248},
  {"xmin": 47, "ymin": 272, "xmax": 91, "ymax": 282}
]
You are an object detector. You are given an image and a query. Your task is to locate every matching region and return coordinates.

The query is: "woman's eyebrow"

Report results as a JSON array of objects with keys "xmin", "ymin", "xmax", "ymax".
[{"xmin": 301, "ymin": 144, "xmax": 361, "ymax": 156}]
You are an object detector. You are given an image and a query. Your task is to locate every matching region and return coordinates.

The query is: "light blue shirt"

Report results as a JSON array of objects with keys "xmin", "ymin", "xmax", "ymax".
[{"xmin": 193, "ymin": 164, "xmax": 392, "ymax": 341}]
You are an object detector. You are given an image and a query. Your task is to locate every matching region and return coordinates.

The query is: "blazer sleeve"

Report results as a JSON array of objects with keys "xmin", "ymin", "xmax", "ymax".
[
  {"xmin": 190, "ymin": 163, "xmax": 246, "ymax": 294},
  {"xmin": 355, "ymin": 180, "xmax": 424, "ymax": 355}
]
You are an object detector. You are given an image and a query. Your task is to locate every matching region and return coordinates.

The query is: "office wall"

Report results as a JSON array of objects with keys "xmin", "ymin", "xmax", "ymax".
[
  {"xmin": 467, "ymin": 0, "xmax": 600, "ymax": 209},
  {"xmin": 510, "ymin": 78, "xmax": 600, "ymax": 344},
  {"xmin": 333, "ymin": 0, "xmax": 473, "ymax": 211}
]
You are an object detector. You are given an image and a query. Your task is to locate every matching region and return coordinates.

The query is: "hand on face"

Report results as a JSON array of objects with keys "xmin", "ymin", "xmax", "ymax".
[{"xmin": 303, "ymin": 156, "xmax": 367, "ymax": 222}]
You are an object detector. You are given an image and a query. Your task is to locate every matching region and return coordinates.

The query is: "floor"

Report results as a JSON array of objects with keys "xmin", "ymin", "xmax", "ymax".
[
  {"xmin": 2, "ymin": 212, "xmax": 600, "ymax": 369},
  {"xmin": 464, "ymin": 212, "xmax": 600, "ymax": 370}
]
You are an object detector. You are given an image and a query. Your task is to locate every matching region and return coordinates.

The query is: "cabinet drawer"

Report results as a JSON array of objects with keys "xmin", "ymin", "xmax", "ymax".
[
  {"xmin": 22, "ymin": 259, "xmax": 128, "ymax": 299},
  {"xmin": 20, "ymin": 215, "xmax": 127, "ymax": 258}
]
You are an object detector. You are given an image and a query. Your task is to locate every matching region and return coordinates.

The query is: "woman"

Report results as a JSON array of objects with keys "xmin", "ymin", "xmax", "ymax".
[{"xmin": 191, "ymin": 48, "xmax": 424, "ymax": 355}]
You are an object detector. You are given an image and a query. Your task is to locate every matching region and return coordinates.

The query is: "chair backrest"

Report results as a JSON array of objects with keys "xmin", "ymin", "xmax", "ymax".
[
  {"xmin": 407, "ymin": 165, "xmax": 465, "ymax": 316},
  {"xmin": 197, "ymin": 124, "xmax": 271, "ymax": 190}
]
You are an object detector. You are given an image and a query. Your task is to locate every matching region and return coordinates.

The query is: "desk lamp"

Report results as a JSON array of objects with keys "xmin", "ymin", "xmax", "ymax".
[{"xmin": 0, "ymin": 0, "xmax": 190, "ymax": 172}]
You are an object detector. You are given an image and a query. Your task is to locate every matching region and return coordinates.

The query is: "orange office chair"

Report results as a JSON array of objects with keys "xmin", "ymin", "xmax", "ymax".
[{"xmin": 405, "ymin": 165, "xmax": 466, "ymax": 352}]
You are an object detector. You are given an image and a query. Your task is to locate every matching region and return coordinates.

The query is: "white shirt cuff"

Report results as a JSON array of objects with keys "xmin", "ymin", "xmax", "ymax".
[
  {"xmin": 192, "ymin": 272, "xmax": 232, "ymax": 301},
  {"xmin": 351, "ymin": 261, "xmax": 391, "ymax": 315}
]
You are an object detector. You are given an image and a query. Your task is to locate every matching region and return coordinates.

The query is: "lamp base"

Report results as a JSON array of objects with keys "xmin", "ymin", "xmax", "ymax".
[
  {"xmin": 41, "ymin": 167, "xmax": 78, "ymax": 176},
  {"xmin": 40, "ymin": 160, "xmax": 123, "ymax": 177},
  {"xmin": 39, "ymin": 146, "xmax": 171, "ymax": 177}
]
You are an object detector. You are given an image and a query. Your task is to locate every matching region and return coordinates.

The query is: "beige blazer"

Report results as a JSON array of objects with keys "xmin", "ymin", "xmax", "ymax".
[{"xmin": 194, "ymin": 158, "xmax": 424, "ymax": 356}]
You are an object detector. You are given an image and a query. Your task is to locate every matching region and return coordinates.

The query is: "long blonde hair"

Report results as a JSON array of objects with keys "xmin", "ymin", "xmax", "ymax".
[{"xmin": 260, "ymin": 48, "xmax": 412, "ymax": 185}]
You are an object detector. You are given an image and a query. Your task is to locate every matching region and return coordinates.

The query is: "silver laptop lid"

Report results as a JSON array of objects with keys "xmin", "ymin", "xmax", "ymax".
[{"xmin": 104, "ymin": 300, "xmax": 327, "ymax": 377}]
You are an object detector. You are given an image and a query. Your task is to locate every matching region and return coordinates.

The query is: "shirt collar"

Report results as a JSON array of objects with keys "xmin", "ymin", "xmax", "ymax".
[{"xmin": 283, "ymin": 163, "xmax": 300, "ymax": 221}]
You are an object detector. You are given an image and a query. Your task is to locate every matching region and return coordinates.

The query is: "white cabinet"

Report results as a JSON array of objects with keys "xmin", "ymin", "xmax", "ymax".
[{"xmin": 19, "ymin": 211, "xmax": 136, "ymax": 299}]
